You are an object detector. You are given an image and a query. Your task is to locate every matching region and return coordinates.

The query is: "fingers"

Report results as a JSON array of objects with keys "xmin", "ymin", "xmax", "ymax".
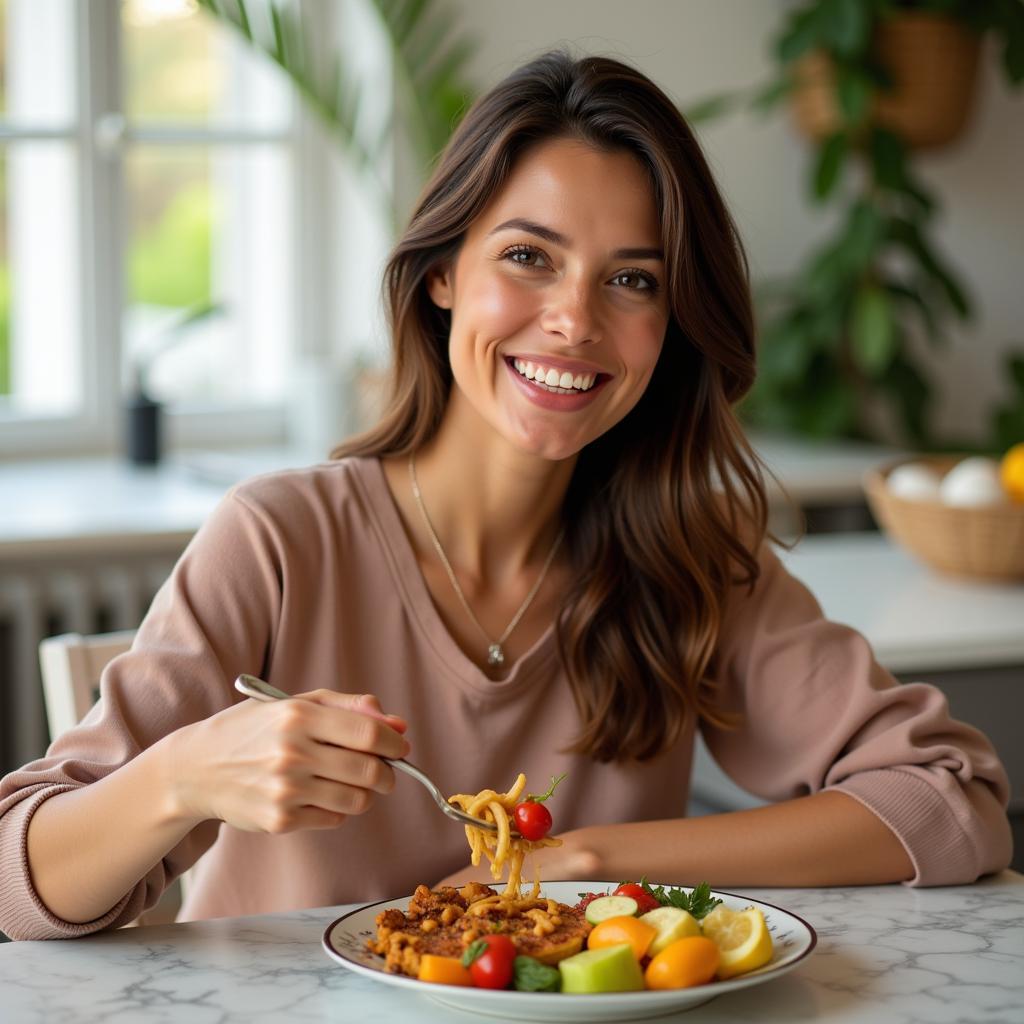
[
  {"xmin": 309, "ymin": 744, "xmax": 398, "ymax": 796},
  {"xmin": 292, "ymin": 690, "xmax": 411, "ymax": 758}
]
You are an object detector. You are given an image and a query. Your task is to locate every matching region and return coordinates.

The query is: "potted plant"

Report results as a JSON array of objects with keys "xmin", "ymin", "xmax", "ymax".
[{"xmin": 687, "ymin": 0, "xmax": 1024, "ymax": 450}]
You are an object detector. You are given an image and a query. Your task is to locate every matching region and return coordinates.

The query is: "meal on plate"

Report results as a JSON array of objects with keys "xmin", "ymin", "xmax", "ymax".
[{"xmin": 367, "ymin": 774, "xmax": 775, "ymax": 992}]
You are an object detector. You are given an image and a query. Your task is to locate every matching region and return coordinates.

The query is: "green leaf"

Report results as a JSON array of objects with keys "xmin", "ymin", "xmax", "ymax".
[
  {"xmin": 776, "ymin": 6, "xmax": 826, "ymax": 64},
  {"xmin": 813, "ymin": 132, "xmax": 848, "ymax": 199},
  {"xmin": 638, "ymin": 878, "xmax": 723, "ymax": 920},
  {"xmin": 837, "ymin": 199, "xmax": 885, "ymax": 272},
  {"xmin": 792, "ymin": 357, "xmax": 859, "ymax": 437},
  {"xmin": 996, "ymin": 0, "xmax": 1024, "ymax": 82},
  {"xmin": 461, "ymin": 939, "xmax": 488, "ymax": 968},
  {"xmin": 513, "ymin": 956, "xmax": 561, "ymax": 992},
  {"xmin": 869, "ymin": 127, "xmax": 906, "ymax": 190},
  {"xmin": 821, "ymin": 0, "xmax": 871, "ymax": 56},
  {"xmin": 885, "ymin": 281, "xmax": 942, "ymax": 344},
  {"xmin": 1010, "ymin": 353, "xmax": 1024, "ymax": 392},
  {"xmin": 888, "ymin": 218, "xmax": 972, "ymax": 319},
  {"xmin": 758, "ymin": 309, "xmax": 820, "ymax": 384},
  {"xmin": 851, "ymin": 284, "xmax": 897, "ymax": 375},
  {"xmin": 836, "ymin": 67, "xmax": 872, "ymax": 123}
]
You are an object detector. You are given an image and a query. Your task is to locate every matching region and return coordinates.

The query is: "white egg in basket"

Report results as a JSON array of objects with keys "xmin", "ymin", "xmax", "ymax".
[
  {"xmin": 886, "ymin": 462, "xmax": 942, "ymax": 501},
  {"xmin": 939, "ymin": 456, "xmax": 1007, "ymax": 507}
]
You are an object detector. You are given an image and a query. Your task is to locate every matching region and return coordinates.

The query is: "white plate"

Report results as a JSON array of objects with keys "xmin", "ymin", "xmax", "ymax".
[{"xmin": 322, "ymin": 880, "xmax": 817, "ymax": 1022}]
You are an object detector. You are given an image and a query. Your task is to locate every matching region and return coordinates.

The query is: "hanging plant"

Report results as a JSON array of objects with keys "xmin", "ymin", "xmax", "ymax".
[{"xmin": 687, "ymin": 0, "xmax": 1024, "ymax": 448}]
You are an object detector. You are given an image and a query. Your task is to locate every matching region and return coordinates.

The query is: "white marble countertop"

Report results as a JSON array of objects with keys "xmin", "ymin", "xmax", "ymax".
[{"xmin": 2, "ymin": 872, "xmax": 1021, "ymax": 1023}]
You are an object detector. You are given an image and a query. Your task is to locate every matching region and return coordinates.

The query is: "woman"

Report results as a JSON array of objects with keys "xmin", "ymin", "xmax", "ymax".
[{"xmin": 0, "ymin": 52, "xmax": 1010, "ymax": 941}]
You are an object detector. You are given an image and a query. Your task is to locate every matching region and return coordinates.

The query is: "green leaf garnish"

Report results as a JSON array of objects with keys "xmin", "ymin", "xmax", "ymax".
[
  {"xmin": 638, "ymin": 877, "xmax": 722, "ymax": 920},
  {"xmin": 461, "ymin": 939, "xmax": 488, "ymax": 968},
  {"xmin": 513, "ymin": 955, "xmax": 561, "ymax": 992}
]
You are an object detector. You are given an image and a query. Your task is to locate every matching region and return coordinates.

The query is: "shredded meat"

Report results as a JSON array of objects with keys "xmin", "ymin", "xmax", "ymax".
[{"xmin": 367, "ymin": 883, "xmax": 591, "ymax": 977}]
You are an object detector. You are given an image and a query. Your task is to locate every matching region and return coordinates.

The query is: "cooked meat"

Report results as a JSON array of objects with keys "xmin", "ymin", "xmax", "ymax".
[{"xmin": 368, "ymin": 882, "xmax": 591, "ymax": 977}]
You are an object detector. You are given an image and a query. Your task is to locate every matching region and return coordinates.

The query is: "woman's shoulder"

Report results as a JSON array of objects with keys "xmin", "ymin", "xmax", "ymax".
[{"xmin": 223, "ymin": 455, "xmax": 382, "ymax": 534}]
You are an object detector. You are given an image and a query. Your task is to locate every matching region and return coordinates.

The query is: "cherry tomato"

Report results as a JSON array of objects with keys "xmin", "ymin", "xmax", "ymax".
[
  {"xmin": 612, "ymin": 882, "xmax": 661, "ymax": 914},
  {"xmin": 464, "ymin": 933, "xmax": 517, "ymax": 989},
  {"xmin": 575, "ymin": 891, "xmax": 605, "ymax": 913},
  {"xmin": 513, "ymin": 800, "xmax": 553, "ymax": 841}
]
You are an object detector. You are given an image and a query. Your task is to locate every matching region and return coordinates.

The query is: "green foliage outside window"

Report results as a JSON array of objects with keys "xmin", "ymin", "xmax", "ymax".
[{"xmin": 129, "ymin": 182, "xmax": 213, "ymax": 310}]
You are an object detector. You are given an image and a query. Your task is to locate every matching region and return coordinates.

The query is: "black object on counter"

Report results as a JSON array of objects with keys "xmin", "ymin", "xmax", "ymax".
[{"xmin": 126, "ymin": 392, "xmax": 162, "ymax": 465}]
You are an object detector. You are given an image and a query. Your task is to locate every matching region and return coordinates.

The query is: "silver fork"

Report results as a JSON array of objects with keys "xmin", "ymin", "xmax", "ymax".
[{"xmin": 233, "ymin": 674, "xmax": 516, "ymax": 836}]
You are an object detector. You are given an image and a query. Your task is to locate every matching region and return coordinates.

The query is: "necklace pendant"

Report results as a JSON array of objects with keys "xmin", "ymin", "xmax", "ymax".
[{"xmin": 487, "ymin": 643, "xmax": 505, "ymax": 666}]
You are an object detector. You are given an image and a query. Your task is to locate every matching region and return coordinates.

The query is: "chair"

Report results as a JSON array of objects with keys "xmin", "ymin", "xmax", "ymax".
[{"xmin": 37, "ymin": 630, "xmax": 192, "ymax": 927}]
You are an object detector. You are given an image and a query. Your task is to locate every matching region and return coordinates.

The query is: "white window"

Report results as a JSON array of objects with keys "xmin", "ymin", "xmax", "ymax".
[{"xmin": 0, "ymin": 0, "xmax": 342, "ymax": 458}]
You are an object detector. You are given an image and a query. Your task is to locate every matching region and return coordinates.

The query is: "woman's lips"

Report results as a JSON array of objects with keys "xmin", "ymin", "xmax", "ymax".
[{"xmin": 503, "ymin": 357, "xmax": 609, "ymax": 411}]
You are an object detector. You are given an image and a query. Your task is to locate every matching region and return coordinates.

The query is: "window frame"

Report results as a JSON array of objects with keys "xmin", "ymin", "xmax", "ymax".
[{"xmin": 0, "ymin": 0, "xmax": 337, "ymax": 459}]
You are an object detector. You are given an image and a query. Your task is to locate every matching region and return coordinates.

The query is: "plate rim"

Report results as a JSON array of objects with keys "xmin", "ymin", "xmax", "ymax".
[{"xmin": 320, "ymin": 880, "xmax": 817, "ymax": 1004}]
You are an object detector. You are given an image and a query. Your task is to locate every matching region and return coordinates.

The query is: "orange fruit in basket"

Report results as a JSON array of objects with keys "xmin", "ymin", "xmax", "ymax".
[
  {"xmin": 1001, "ymin": 443, "xmax": 1024, "ymax": 503},
  {"xmin": 644, "ymin": 936, "xmax": 720, "ymax": 989},
  {"xmin": 587, "ymin": 915, "xmax": 657, "ymax": 960}
]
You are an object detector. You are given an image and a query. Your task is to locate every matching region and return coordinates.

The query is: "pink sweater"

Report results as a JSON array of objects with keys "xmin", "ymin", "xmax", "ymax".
[{"xmin": 0, "ymin": 457, "xmax": 1011, "ymax": 940}]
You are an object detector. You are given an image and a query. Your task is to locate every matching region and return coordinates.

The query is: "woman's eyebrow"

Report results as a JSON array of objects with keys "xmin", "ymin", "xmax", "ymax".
[{"xmin": 488, "ymin": 217, "xmax": 664, "ymax": 261}]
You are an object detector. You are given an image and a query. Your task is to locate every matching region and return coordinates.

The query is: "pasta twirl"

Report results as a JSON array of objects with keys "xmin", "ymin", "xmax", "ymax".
[{"xmin": 448, "ymin": 773, "xmax": 562, "ymax": 898}]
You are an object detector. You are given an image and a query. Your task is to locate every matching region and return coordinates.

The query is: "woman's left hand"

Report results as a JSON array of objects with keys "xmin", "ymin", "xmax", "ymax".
[{"xmin": 433, "ymin": 828, "xmax": 603, "ymax": 889}]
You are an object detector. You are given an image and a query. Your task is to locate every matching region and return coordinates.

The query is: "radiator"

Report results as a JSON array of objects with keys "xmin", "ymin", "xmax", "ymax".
[{"xmin": 0, "ymin": 555, "xmax": 178, "ymax": 772}]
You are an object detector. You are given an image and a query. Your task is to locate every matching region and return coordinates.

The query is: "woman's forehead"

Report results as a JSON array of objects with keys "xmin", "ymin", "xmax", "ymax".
[{"xmin": 471, "ymin": 137, "xmax": 663, "ymax": 250}]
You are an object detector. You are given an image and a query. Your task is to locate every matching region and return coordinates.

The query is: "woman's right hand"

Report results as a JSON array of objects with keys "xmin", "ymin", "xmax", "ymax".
[{"xmin": 167, "ymin": 689, "xmax": 410, "ymax": 834}]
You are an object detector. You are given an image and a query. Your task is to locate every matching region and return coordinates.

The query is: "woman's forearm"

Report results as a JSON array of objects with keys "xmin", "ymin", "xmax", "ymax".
[
  {"xmin": 25, "ymin": 733, "xmax": 202, "ymax": 925},
  {"xmin": 563, "ymin": 791, "xmax": 914, "ymax": 887}
]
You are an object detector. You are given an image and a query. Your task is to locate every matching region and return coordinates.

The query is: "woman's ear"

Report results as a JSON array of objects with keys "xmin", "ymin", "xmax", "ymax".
[{"xmin": 426, "ymin": 264, "xmax": 454, "ymax": 310}]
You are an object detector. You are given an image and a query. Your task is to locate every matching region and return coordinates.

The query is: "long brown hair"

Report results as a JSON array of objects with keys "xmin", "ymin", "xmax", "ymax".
[{"xmin": 332, "ymin": 50, "xmax": 768, "ymax": 762}]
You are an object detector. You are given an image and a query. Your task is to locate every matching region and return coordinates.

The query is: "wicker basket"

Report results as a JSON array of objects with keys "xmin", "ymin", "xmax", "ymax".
[
  {"xmin": 864, "ymin": 457, "xmax": 1024, "ymax": 582},
  {"xmin": 792, "ymin": 13, "xmax": 981, "ymax": 150}
]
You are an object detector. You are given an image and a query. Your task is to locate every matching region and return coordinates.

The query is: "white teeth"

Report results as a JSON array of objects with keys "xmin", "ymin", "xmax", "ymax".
[{"xmin": 510, "ymin": 358, "xmax": 599, "ymax": 392}]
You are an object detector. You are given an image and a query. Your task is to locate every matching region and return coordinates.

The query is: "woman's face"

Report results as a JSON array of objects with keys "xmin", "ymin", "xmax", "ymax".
[{"xmin": 428, "ymin": 137, "xmax": 670, "ymax": 462}]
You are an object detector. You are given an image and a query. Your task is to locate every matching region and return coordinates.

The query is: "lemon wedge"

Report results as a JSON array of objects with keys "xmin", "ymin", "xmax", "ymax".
[{"xmin": 700, "ymin": 905, "xmax": 773, "ymax": 979}]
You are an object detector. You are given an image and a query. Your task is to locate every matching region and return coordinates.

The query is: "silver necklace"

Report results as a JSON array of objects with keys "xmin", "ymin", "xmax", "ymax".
[{"xmin": 408, "ymin": 454, "xmax": 564, "ymax": 667}]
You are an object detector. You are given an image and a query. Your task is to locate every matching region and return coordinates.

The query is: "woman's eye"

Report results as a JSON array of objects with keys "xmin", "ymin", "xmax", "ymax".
[
  {"xmin": 501, "ymin": 245, "xmax": 549, "ymax": 269},
  {"xmin": 611, "ymin": 270, "xmax": 658, "ymax": 291}
]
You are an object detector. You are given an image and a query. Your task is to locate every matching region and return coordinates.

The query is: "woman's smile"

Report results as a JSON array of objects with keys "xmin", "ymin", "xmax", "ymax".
[{"xmin": 503, "ymin": 354, "xmax": 612, "ymax": 411}]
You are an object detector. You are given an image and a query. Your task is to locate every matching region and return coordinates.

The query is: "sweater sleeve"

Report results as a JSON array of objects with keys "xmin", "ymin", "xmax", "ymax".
[
  {"xmin": 0, "ymin": 487, "xmax": 284, "ymax": 940},
  {"xmin": 701, "ymin": 541, "xmax": 1012, "ymax": 887}
]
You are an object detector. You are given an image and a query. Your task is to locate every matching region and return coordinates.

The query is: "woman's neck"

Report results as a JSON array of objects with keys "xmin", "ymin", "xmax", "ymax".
[{"xmin": 396, "ymin": 399, "xmax": 575, "ymax": 587}]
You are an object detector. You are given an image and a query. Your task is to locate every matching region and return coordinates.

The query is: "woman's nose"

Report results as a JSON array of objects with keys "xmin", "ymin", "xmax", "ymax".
[{"xmin": 539, "ymin": 278, "xmax": 602, "ymax": 346}]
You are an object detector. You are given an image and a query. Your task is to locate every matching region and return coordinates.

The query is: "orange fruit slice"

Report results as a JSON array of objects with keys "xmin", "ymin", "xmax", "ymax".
[
  {"xmin": 586, "ymin": 915, "xmax": 657, "ymax": 960},
  {"xmin": 644, "ymin": 935, "xmax": 720, "ymax": 990}
]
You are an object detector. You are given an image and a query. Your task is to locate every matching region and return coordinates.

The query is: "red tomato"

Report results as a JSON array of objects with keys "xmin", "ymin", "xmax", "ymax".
[
  {"xmin": 613, "ymin": 882, "xmax": 661, "ymax": 914},
  {"xmin": 466, "ymin": 934, "xmax": 517, "ymax": 989},
  {"xmin": 575, "ymin": 891, "xmax": 605, "ymax": 913},
  {"xmin": 513, "ymin": 800, "xmax": 553, "ymax": 841}
]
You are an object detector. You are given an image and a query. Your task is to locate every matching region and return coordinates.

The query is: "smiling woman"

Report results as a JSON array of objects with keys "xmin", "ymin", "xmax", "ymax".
[{"xmin": 0, "ymin": 50, "xmax": 1011, "ymax": 943}]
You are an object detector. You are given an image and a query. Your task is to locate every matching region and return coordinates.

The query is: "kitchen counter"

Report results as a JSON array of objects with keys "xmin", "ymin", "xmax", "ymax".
[{"xmin": 1, "ymin": 872, "xmax": 1021, "ymax": 1023}]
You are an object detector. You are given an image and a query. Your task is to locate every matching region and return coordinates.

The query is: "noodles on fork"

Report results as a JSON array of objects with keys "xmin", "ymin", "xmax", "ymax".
[{"xmin": 448, "ymin": 773, "xmax": 562, "ymax": 897}]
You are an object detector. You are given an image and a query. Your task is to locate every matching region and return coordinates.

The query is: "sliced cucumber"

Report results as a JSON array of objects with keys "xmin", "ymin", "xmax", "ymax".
[{"xmin": 584, "ymin": 894, "xmax": 639, "ymax": 925}]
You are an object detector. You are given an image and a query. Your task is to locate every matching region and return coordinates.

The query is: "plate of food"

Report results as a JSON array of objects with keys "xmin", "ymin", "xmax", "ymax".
[
  {"xmin": 322, "ymin": 879, "xmax": 816, "ymax": 1021},
  {"xmin": 321, "ymin": 773, "xmax": 815, "ymax": 1021}
]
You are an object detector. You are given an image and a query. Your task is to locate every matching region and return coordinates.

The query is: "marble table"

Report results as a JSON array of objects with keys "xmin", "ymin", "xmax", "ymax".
[{"xmin": 2, "ymin": 872, "xmax": 1022, "ymax": 1023}]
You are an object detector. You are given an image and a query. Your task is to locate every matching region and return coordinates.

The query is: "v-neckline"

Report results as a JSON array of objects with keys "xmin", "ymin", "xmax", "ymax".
[{"xmin": 353, "ymin": 456, "xmax": 559, "ymax": 697}]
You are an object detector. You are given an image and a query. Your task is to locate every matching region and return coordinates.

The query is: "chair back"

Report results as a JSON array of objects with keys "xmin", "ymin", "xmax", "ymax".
[{"xmin": 38, "ymin": 630, "xmax": 135, "ymax": 741}]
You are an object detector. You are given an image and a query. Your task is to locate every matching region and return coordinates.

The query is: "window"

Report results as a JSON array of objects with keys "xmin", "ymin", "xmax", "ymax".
[{"xmin": 0, "ymin": 0, "xmax": 324, "ymax": 457}]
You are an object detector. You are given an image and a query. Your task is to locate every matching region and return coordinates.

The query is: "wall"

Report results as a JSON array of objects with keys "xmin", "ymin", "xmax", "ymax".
[{"xmin": 447, "ymin": 0, "xmax": 1024, "ymax": 445}]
